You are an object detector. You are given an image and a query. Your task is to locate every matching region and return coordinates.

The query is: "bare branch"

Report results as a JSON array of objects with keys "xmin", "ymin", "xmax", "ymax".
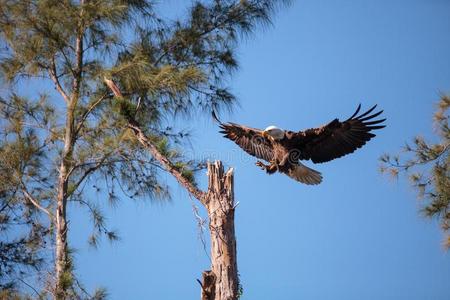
[
  {"xmin": 104, "ymin": 77, "xmax": 123, "ymax": 97},
  {"xmin": 127, "ymin": 119, "xmax": 206, "ymax": 203},
  {"xmin": 75, "ymin": 93, "xmax": 109, "ymax": 136},
  {"xmin": 17, "ymin": 278, "xmax": 41, "ymax": 297},
  {"xmin": 22, "ymin": 188, "xmax": 52, "ymax": 218},
  {"xmin": 49, "ymin": 57, "xmax": 70, "ymax": 103}
]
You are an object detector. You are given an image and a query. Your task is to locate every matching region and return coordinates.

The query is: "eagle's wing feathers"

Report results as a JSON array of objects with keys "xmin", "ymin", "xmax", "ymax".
[
  {"xmin": 293, "ymin": 105, "xmax": 386, "ymax": 163},
  {"xmin": 219, "ymin": 123, "xmax": 274, "ymax": 162}
]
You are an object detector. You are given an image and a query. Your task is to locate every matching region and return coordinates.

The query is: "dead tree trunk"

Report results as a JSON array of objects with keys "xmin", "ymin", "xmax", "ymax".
[{"xmin": 201, "ymin": 161, "xmax": 239, "ymax": 300}]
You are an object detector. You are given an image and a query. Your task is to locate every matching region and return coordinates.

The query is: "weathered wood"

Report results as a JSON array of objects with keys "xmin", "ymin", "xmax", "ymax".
[{"xmin": 203, "ymin": 161, "xmax": 238, "ymax": 300}]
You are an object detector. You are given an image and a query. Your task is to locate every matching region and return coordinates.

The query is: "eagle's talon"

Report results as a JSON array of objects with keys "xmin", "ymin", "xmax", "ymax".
[{"xmin": 255, "ymin": 161, "xmax": 266, "ymax": 170}]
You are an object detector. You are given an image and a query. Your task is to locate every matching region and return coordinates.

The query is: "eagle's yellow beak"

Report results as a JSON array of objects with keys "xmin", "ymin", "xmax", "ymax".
[{"xmin": 262, "ymin": 130, "xmax": 269, "ymax": 139}]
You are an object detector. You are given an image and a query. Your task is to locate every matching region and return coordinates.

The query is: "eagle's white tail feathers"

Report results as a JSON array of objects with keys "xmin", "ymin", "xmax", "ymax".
[{"xmin": 288, "ymin": 162, "xmax": 322, "ymax": 185}]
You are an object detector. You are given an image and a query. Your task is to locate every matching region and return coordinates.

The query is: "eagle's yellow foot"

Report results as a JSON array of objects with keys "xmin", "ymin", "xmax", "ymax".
[
  {"xmin": 255, "ymin": 161, "xmax": 268, "ymax": 170},
  {"xmin": 256, "ymin": 161, "xmax": 278, "ymax": 174}
]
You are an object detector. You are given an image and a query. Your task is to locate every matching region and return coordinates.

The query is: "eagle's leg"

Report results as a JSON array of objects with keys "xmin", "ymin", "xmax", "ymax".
[
  {"xmin": 255, "ymin": 161, "xmax": 277, "ymax": 174},
  {"xmin": 266, "ymin": 163, "xmax": 277, "ymax": 174}
]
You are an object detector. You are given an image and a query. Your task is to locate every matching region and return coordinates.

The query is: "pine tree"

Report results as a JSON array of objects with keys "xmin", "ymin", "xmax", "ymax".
[
  {"xmin": 380, "ymin": 95, "xmax": 450, "ymax": 249},
  {"xmin": 0, "ymin": 0, "xmax": 288, "ymax": 298}
]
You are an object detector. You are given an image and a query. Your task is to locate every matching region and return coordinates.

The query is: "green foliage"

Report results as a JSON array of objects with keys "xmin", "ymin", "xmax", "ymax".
[
  {"xmin": 91, "ymin": 288, "xmax": 108, "ymax": 300},
  {"xmin": 174, "ymin": 161, "xmax": 197, "ymax": 185},
  {"xmin": 380, "ymin": 95, "xmax": 450, "ymax": 249},
  {"xmin": 111, "ymin": 97, "xmax": 137, "ymax": 119}
]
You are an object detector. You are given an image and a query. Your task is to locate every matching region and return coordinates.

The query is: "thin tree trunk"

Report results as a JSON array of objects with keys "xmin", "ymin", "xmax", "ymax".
[
  {"xmin": 55, "ymin": 173, "xmax": 69, "ymax": 300},
  {"xmin": 54, "ymin": 113, "xmax": 73, "ymax": 299},
  {"xmin": 54, "ymin": 105, "xmax": 76, "ymax": 300},
  {"xmin": 54, "ymin": 6, "xmax": 84, "ymax": 298},
  {"xmin": 201, "ymin": 161, "xmax": 239, "ymax": 300}
]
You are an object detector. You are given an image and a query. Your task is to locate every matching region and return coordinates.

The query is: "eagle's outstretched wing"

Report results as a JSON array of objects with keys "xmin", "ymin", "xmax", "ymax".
[
  {"xmin": 287, "ymin": 104, "xmax": 386, "ymax": 164},
  {"xmin": 218, "ymin": 122, "xmax": 274, "ymax": 162}
]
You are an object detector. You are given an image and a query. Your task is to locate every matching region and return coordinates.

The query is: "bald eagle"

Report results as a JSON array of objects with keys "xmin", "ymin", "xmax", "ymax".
[{"xmin": 214, "ymin": 104, "xmax": 386, "ymax": 185}]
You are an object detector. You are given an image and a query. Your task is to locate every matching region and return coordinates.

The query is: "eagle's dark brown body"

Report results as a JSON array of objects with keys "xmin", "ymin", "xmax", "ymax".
[
  {"xmin": 259, "ymin": 141, "xmax": 290, "ymax": 173},
  {"xmin": 216, "ymin": 105, "xmax": 386, "ymax": 185}
]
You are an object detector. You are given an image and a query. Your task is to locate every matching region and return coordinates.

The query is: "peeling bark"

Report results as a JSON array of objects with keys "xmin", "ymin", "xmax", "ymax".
[{"xmin": 202, "ymin": 161, "xmax": 239, "ymax": 300}]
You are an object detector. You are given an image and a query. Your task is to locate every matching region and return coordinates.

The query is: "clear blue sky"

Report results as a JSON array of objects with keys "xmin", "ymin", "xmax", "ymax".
[{"xmin": 70, "ymin": 1, "xmax": 450, "ymax": 299}]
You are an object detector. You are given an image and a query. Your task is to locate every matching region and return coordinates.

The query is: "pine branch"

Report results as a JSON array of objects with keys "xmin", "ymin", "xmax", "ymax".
[
  {"xmin": 67, "ymin": 156, "xmax": 109, "ymax": 198},
  {"xmin": 75, "ymin": 93, "xmax": 109, "ymax": 136},
  {"xmin": 74, "ymin": 198, "xmax": 109, "ymax": 234},
  {"xmin": 384, "ymin": 142, "xmax": 450, "ymax": 170},
  {"xmin": 127, "ymin": 119, "xmax": 206, "ymax": 203}
]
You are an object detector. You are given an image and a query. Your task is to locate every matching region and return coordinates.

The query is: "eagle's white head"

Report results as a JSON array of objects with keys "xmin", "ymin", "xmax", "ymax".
[{"xmin": 263, "ymin": 125, "xmax": 284, "ymax": 140}]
